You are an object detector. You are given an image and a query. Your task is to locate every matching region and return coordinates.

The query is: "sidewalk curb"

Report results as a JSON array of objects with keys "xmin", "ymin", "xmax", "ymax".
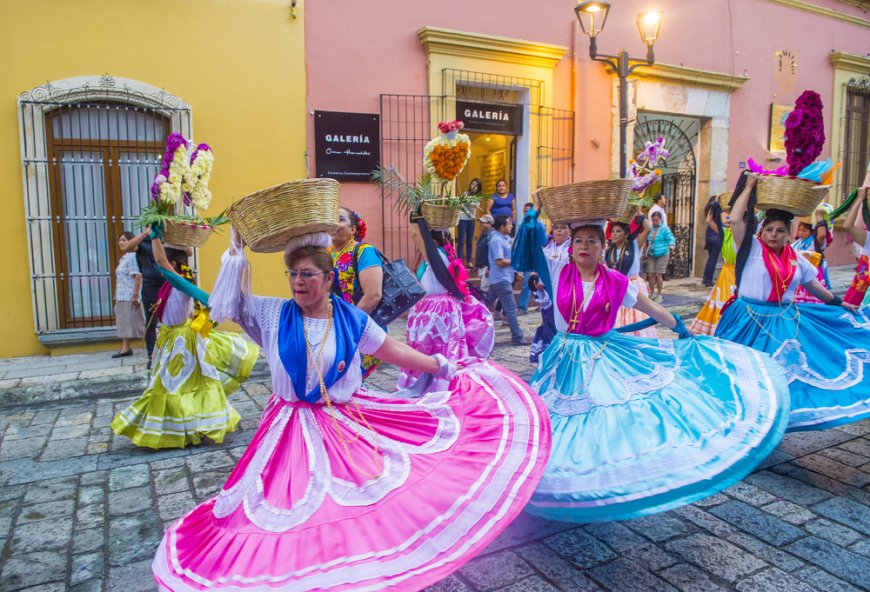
[{"xmin": 0, "ymin": 359, "xmax": 272, "ymax": 409}]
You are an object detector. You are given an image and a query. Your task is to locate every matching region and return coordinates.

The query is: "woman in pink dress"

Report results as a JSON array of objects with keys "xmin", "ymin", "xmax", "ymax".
[
  {"xmin": 152, "ymin": 230, "xmax": 551, "ymax": 592},
  {"xmin": 397, "ymin": 219, "xmax": 494, "ymax": 390}
]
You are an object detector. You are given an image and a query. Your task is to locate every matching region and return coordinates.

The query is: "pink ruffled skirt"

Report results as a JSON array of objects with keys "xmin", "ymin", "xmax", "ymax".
[
  {"xmin": 397, "ymin": 294, "xmax": 494, "ymax": 390},
  {"xmin": 615, "ymin": 276, "xmax": 657, "ymax": 338},
  {"xmin": 153, "ymin": 361, "xmax": 550, "ymax": 592}
]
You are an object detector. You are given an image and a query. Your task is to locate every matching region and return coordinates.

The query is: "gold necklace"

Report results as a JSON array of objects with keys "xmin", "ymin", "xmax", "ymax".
[{"xmin": 302, "ymin": 298, "xmax": 382, "ymax": 479}]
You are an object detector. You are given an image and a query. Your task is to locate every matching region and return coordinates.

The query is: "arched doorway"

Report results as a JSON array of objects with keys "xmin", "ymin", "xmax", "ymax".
[{"xmin": 634, "ymin": 117, "xmax": 698, "ymax": 279}]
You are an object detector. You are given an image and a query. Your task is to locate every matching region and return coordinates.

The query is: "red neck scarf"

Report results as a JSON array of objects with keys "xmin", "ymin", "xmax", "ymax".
[
  {"xmin": 556, "ymin": 262, "xmax": 628, "ymax": 336},
  {"xmin": 758, "ymin": 238, "xmax": 798, "ymax": 303}
]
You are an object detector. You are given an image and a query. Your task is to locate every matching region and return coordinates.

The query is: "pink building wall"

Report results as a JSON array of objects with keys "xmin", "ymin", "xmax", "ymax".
[{"xmin": 306, "ymin": 0, "xmax": 869, "ymax": 265}]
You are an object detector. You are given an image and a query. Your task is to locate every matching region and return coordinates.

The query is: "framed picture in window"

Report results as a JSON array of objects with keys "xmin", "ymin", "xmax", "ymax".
[{"xmin": 769, "ymin": 103, "xmax": 792, "ymax": 153}]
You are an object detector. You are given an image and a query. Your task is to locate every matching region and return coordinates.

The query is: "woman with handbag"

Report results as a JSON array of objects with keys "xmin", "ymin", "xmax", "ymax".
[
  {"xmin": 329, "ymin": 207, "xmax": 384, "ymax": 377},
  {"xmin": 397, "ymin": 219, "xmax": 495, "ymax": 390},
  {"xmin": 524, "ymin": 193, "xmax": 790, "ymax": 523},
  {"xmin": 153, "ymin": 227, "xmax": 552, "ymax": 592}
]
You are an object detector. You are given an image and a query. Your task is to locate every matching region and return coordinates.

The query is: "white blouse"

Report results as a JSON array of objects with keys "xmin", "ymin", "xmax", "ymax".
[
  {"xmin": 737, "ymin": 236, "xmax": 818, "ymax": 303},
  {"xmin": 419, "ymin": 251, "xmax": 450, "ymax": 296},
  {"xmin": 546, "ymin": 256, "xmax": 638, "ymax": 333},
  {"xmin": 162, "ymin": 288, "xmax": 194, "ymax": 326},
  {"xmin": 238, "ymin": 296, "xmax": 387, "ymax": 403}
]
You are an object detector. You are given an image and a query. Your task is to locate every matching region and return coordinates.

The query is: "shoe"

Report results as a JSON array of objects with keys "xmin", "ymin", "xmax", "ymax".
[
  {"xmin": 511, "ymin": 336, "xmax": 530, "ymax": 346},
  {"xmin": 111, "ymin": 350, "xmax": 133, "ymax": 359},
  {"xmin": 517, "ymin": 309, "xmax": 528, "ymax": 316},
  {"xmin": 653, "ymin": 294, "xmax": 663, "ymax": 303}
]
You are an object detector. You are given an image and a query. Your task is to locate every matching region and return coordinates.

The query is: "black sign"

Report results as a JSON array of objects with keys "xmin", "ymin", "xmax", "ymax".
[
  {"xmin": 456, "ymin": 100, "xmax": 523, "ymax": 135},
  {"xmin": 314, "ymin": 111, "xmax": 380, "ymax": 181}
]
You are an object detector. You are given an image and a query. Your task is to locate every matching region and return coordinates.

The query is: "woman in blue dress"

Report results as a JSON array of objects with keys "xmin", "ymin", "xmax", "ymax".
[
  {"xmin": 715, "ymin": 173, "xmax": 870, "ymax": 431},
  {"xmin": 525, "ymin": 193, "xmax": 790, "ymax": 523}
]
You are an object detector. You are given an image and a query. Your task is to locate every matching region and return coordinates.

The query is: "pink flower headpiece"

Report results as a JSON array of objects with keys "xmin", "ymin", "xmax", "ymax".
[{"xmin": 437, "ymin": 120, "xmax": 464, "ymax": 133}]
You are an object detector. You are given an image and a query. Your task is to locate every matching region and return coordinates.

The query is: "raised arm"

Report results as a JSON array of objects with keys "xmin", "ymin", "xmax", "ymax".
[
  {"xmin": 843, "ymin": 188, "xmax": 867, "ymax": 245},
  {"xmin": 730, "ymin": 173, "xmax": 757, "ymax": 248},
  {"xmin": 632, "ymin": 213, "xmax": 652, "ymax": 248},
  {"xmin": 151, "ymin": 236, "xmax": 174, "ymax": 272},
  {"xmin": 122, "ymin": 227, "xmax": 150, "ymax": 253}
]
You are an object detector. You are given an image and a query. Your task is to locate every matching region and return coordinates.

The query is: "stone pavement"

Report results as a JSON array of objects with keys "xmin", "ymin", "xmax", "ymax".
[{"xmin": 0, "ymin": 265, "xmax": 867, "ymax": 591}]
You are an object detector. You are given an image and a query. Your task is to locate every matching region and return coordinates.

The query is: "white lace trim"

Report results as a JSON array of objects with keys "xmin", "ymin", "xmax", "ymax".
[{"xmin": 773, "ymin": 338, "xmax": 870, "ymax": 390}]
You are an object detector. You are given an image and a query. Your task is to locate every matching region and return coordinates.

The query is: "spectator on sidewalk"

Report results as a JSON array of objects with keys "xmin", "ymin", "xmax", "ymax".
[
  {"xmin": 485, "ymin": 215, "xmax": 528, "ymax": 345},
  {"xmin": 457, "ymin": 178, "xmax": 482, "ymax": 267},
  {"xmin": 645, "ymin": 211, "xmax": 675, "ymax": 302},
  {"xmin": 475, "ymin": 214, "xmax": 495, "ymax": 292},
  {"xmin": 121, "ymin": 226, "xmax": 165, "ymax": 370},
  {"xmin": 113, "ymin": 231, "xmax": 145, "ymax": 358},
  {"xmin": 703, "ymin": 194, "xmax": 724, "ymax": 287},
  {"xmin": 648, "ymin": 193, "xmax": 668, "ymax": 227}
]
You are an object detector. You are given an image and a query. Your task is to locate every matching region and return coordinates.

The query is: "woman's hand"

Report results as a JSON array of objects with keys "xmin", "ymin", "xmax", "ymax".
[
  {"xmin": 842, "ymin": 301, "xmax": 859, "ymax": 313},
  {"xmin": 131, "ymin": 297, "xmax": 140, "ymax": 309}
]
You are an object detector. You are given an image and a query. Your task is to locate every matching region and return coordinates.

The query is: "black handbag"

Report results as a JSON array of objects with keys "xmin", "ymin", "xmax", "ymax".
[{"xmin": 351, "ymin": 243, "xmax": 426, "ymax": 327}]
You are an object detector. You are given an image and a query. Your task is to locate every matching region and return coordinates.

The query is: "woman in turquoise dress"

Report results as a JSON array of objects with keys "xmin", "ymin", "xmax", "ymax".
[
  {"xmin": 715, "ymin": 173, "xmax": 870, "ymax": 431},
  {"xmin": 525, "ymin": 195, "xmax": 790, "ymax": 523}
]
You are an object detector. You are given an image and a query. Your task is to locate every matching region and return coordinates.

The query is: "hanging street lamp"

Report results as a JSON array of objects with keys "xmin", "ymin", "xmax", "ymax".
[{"xmin": 575, "ymin": 2, "xmax": 663, "ymax": 178}]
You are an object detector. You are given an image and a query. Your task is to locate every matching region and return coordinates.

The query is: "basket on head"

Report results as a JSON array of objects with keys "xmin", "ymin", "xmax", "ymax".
[
  {"xmin": 228, "ymin": 179, "xmax": 340, "ymax": 253},
  {"xmin": 163, "ymin": 220, "xmax": 214, "ymax": 248},
  {"xmin": 537, "ymin": 179, "xmax": 633, "ymax": 224},
  {"xmin": 420, "ymin": 201, "xmax": 460, "ymax": 230},
  {"xmin": 754, "ymin": 176, "xmax": 829, "ymax": 216}
]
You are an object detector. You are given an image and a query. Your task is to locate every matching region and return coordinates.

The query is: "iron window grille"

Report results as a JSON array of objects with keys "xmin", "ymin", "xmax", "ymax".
[{"xmin": 18, "ymin": 76, "xmax": 193, "ymax": 343}]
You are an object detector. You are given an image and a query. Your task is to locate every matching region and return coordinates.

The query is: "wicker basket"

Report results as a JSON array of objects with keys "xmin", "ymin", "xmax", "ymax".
[
  {"xmin": 228, "ymin": 179, "xmax": 340, "ymax": 253},
  {"xmin": 755, "ymin": 176, "xmax": 830, "ymax": 216},
  {"xmin": 537, "ymin": 179, "xmax": 633, "ymax": 223},
  {"xmin": 163, "ymin": 220, "xmax": 214, "ymax": 248},
  {"xmin": 421, "ymin": 201, "xmax": 460, "ymax": 229}
]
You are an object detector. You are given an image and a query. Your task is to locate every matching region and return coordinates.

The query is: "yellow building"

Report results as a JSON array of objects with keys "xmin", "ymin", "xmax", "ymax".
[{"xmin": 0, "ymin": 0, "xmax": 307, "ymax": 358}]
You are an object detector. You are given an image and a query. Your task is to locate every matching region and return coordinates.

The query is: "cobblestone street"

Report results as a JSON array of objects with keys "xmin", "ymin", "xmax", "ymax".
[{"xmin": 1, "ymin": 272, "xmax": 869, "ymax": 591}]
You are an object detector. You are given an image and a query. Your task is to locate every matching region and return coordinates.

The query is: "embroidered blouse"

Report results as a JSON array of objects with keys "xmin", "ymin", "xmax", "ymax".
[
  {"xmin": 737, "ymin": 236, "xmax": 818, "ymax": 303},
  {"xmin": 546, "ymin": 255, "xmax": 638, "ymax": 333},
  {"xmin": 236, "ymin": 296, "xmax": 386, "ymax": 404}
]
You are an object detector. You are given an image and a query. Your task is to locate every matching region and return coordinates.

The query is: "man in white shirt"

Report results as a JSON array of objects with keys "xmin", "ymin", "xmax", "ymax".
[{"xmin": 648, "ymin": 194, "xmax": 668, "ymax": 228}]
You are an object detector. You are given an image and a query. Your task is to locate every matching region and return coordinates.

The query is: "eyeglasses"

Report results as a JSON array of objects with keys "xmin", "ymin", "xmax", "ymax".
[{"xmin": 284, "ymin": 269, "xmax": 328, "ymax": 280}]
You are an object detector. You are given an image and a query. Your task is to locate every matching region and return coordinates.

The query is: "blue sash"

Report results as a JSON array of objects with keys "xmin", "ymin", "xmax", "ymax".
[{"xmin": 278, "ymin": 294, "xmax": 369, "ymax": 403}]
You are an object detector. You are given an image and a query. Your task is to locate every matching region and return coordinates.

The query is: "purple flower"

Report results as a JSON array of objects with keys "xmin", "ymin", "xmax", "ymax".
[
  {"xmin": 150, "ymin": 174, "xmax": 167, "ymax": 201},
  {"xmin": 160, "ymin": 132, "xmax": 189, "ymax": 174},
  {"xmin": 189, "ymin": 143, "xmax": 212, "ymax": 164},
  {"xmin": 785, "ymin": 90, "xmax": 824, "ymax": 176}
]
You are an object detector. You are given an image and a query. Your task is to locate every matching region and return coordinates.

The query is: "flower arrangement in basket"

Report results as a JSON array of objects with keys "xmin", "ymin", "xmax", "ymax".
[
  {"xmin": 141, "ymin": 133, "xmax": 227, "ymax": 247},
  {"xmin": 373, "ymin": 121, "xmax": 477, "ymax": 229},
  {"xmin": 623, "ymin": 136, "xmax": 670, "ymax": 221},
  {"xmin": 747, "ymin": 90, "xmax": 839, "ymax": 216},
  {"xmin": 424, "ymin": 121, "xmax": 472, "ymax": 182}
]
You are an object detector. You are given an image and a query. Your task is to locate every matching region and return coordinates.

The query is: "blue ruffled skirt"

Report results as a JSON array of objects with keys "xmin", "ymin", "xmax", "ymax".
[
  {"xmin": 716, "ymin": 297, "xmax": 870, "ymax": 431},
  {"xmin": 527, "ymin": 330, "xmax": 789, "ymax": 523}
]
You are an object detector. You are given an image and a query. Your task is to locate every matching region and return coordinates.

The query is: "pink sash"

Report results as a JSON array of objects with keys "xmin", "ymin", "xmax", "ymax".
[{"xmin": 557, "ymin": 263, "xmax": 629, "ymax": 336}]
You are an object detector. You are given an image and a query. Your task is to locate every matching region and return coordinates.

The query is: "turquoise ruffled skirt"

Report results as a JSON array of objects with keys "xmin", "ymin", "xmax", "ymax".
[
  {"xmin": 716, "ymin": 298, "xmax": 870, "ymax": 431},
  {"xmin": 527, "ymin": 330, "xmax": 789, "ymax": 523}
]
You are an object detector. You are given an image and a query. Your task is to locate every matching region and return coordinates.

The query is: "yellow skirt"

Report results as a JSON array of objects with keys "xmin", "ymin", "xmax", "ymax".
[
  {"xmin": 690, "ymin": 263, "xmax": 736, "ymax": 336},
  {"xmin": 111, "ymin": 322, "xmax": 259, "ymax": 449}
]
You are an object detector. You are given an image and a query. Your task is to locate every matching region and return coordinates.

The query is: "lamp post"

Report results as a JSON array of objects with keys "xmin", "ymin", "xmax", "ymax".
[{"xmin": 575, "ymin": 2, "xmax": 662, "ymax": 178}]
